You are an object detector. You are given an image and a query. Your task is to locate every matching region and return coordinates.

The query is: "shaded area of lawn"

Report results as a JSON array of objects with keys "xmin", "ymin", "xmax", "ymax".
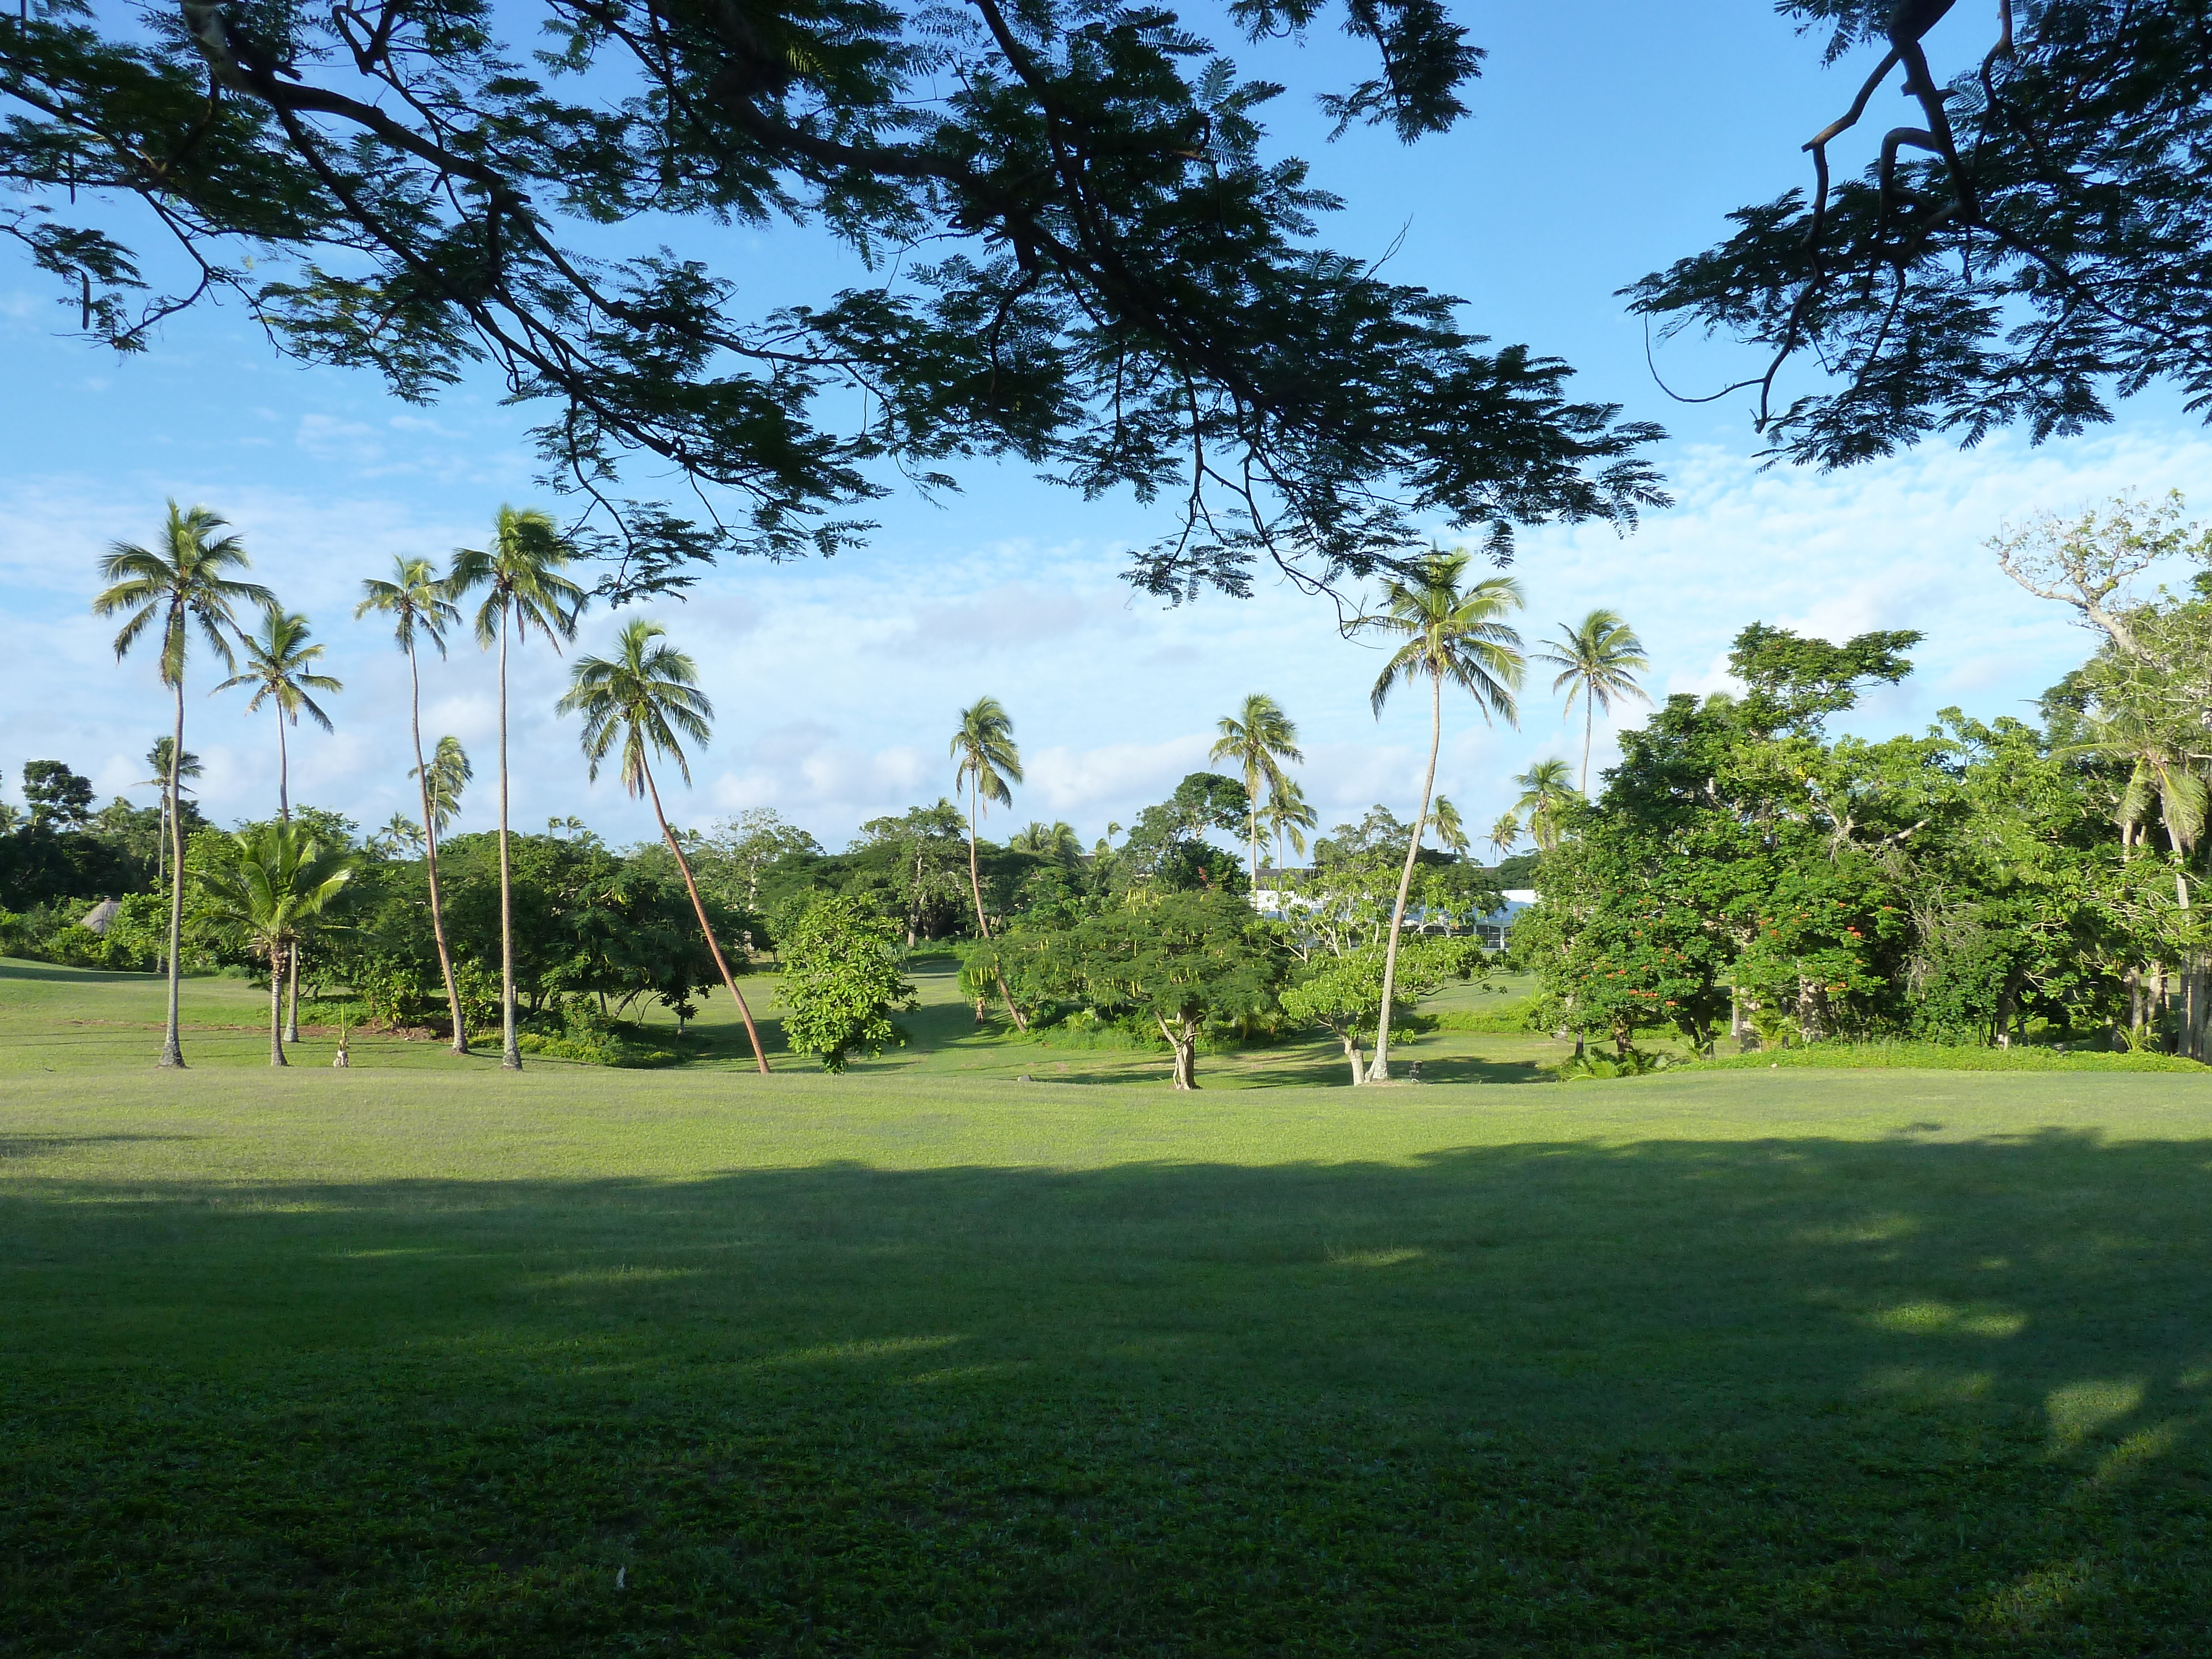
[{"xmin": 5, "ymin": 1122, "xmax": 2210, "ymax": 1655}]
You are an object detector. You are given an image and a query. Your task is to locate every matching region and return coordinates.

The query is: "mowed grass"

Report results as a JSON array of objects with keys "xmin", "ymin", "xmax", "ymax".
[
  {"xmin": 0, "ymin": 954, "xmax": 1561, "ymax": 1086},
  {"xmin": 5, "ymin": 965, "xmax": 2212, "ymax": 1653}
]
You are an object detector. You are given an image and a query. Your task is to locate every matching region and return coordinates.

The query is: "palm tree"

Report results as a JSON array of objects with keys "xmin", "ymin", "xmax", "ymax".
[
  {"xmin": 1533, "ymin": 609, "xmax": 1651, "ymax": 794},
  {"xmin": 1209, "ymin": 693, "xmax": 1305, "ymax": 893},
  {"xmin": 137, "ymin": 738, "xmax": 203, "ymax": 893},
  {"xmin": 92, "ymin": 502, "xmax": 273, "ymax": 1068},
  {"xmin": 1430, "ymin": 795, "xmax": 1471, "ymax": 859},
  {"xmin": 1356, "ymin": 550, "xmax": 1524, "ymax": 1081},
  {"xmin": 1010, "ymin": 820, "xmax": 1082, "ymax": 861},
  {"xmin": 1512, "ymin": 760, "xmax": 1578, "ymax": 854},
  {"xmin": 357, "ymin": 557, "xmax": 471, "ymax": 1052},
  {"xmin": 2063, "ymin": 709, "xmax": 2208, "ymax": 856},
  {"xmin": 450, "ymin": 507, "xmax": 586, "ymax": 1070},
  {"xmin": 215, "ymin": 607, "xmax": 345, "ymax": 1042},
  {"xmin": 1486, "ymin": 812, "xmax": 1521, "ymax": 865},
  {"xmin": 557, "ymin": 619, "xmax": 771, "ymax": 1073},
  {"xmin": 1263, "ymin": 779, "xmax": 1318, "ymax": 875},
  {"xmin": 195, "ymin": 822, "xmax": 354, "ymax": 1066},
  {"xmin": 215, "ymin": 609, "xmax": 343, "ymax": 820},
  {"xmin": 414, "ymin": 735, "xmax": 472, "ymax": 834},
  {"xmin": 950, "ymin": 696, "xmax": 1028, "ymax": 1031}
]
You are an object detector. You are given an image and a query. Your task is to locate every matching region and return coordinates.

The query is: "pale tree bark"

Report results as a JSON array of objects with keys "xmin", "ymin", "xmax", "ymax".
[
  {"xmin": 408, "ymin": 644, "xmax": 467, "ymax": 1052},
  {"xmin": 1367, "ymin": 674, "xmax": 1440, "ymax": 1081},
  {"xmin": 966, "ymin": 779, "xmax": 1027, "ymax": 1031},
  {"xmin": 497, "ymin": 608, "xmax": 521, "ymax": 1070},
  {"xmin": 642, "ymin": 760, "xmax": 769, "ymax": 1074},
  {"xmin": 268, "ymin": 941, "xmax": 288, "ymax": 1066},
  {"xmin": 1158, "ymin": 1015, "xmax": 1199, "ymax": 1089},
  {"xmin": 159, "ymin": 672, "xmax": 187, "ymax": 1068}
]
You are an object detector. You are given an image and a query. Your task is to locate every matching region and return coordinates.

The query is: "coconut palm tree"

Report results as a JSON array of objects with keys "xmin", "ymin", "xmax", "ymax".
[
  {"xmin": 450, "ymin": 507, "xmax": 586, "ymax": 1070},
  {"xmin": 195, "ymin": 822, "xmax": 354, "ymax": 1066},
  {"xmin": 1486, "ymin": 812, "xmax": 1521, "ymax": 865},
  {"xmin": 1512, "ymin": 760, "xmax": 1578, "ymax": 854},
  {"xmin": 2062, "ymin": 709, "xmax": 2208, "ymax": 856},
  {"xmin": 1263, "ymin": 779, "xmax": 1318, "ymax": 875},
  {"xmin": 215, "ymin": 607, "xmax": 345, "ymax": 1041},
  {"xmin": 414, "ymin": 735, "xmax": 472, "ymax": 834},
  {"xmin": 1010, "ymin": 820, "xmax": 1083, "ymax": 862},
  {"xmin": 950, "ymin": 696, "xmax": 1028, "ymax": 1030},
  {"xmin": 357, "ymin": 558, "xmax": 471, "ymax": 1051},
  {"xmin": 1355, "ymin": 550, "xmax": 1524, "ymax": 1081},
  {"xmin": 137, "ymin": 738, "xmax": 202, "ymax": 892},
  {"xmin": 1533, "ymin": 609, "xmax": 1651, "ymax": 794},
  {"xmin": 1209, "ymin": 693, "xmax": 1305, "ymax": 893},
  {"xmin": 557, "ymin": 619, "xmax": 771, "ymax": 1073},
  {"xmin": 92, "ymin": 502, "xmax": 273, "ymax": 1068},
  {"xmin": 215, "ymin": 609, "xmax": 343, "ymax": 820},
  {"xmin": 1430, "ymin": 795, "xmax": 1470, "ymax": 859}
]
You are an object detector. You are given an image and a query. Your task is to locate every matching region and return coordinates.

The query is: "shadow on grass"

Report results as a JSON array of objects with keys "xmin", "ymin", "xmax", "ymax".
[
  {"xmin": 4, "ymin": 1130, "xmax": 2211, "ymax": 1654},
  {"xmin": 0, "ymin": 957, "xmax": 165, "ymax": 986}
]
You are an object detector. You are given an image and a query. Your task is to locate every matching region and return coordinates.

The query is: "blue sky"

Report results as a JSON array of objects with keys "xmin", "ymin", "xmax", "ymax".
[{"xmin": 6, "ymin": 1, "xmax": 2208, "ymax": 853}]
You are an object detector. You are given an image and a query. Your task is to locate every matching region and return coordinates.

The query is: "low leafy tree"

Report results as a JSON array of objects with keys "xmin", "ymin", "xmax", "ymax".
[
  {"xmin": 995, "ymin": 889, "xmax": 1288, "ymax": 1089},
  {"xmin": 778, "ymin": 896, "xmax": 916, "ymax": 1073},
  {"xmin": 1280, "ymin": 938, "xmax": 1486, "ymax": 1084}
]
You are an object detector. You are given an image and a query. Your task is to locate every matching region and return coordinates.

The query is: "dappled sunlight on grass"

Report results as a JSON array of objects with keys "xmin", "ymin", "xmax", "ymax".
[
  {"xmin": 2046, "ymin": 1378, "xmax": 2146, "ymax": 1450},
  {"xmin": 1864, "ymin": 1301, "xmax": 2028, "ymax": 1338}
]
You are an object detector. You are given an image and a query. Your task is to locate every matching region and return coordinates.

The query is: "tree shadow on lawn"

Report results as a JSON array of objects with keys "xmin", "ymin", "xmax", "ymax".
[{"xmin": 4, "ymin": 1130, "xmax": 2211, "ymax": 1655}]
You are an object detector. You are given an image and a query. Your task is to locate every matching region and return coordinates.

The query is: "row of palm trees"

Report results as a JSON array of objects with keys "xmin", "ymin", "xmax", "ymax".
[{"xmin": 92, "ymin": 502, "xmax": 1645, "ymax": 1079}]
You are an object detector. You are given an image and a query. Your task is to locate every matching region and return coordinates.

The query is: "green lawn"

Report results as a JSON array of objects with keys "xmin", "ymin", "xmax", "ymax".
[{"xmin": 5, "ymin": 962, "xmax": 2212, "ymax": 1653}]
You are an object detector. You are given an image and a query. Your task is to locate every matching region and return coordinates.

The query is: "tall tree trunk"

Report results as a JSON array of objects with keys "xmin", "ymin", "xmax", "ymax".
[
  {"xmin": 278, "ymin": 716, "xmax": 299, "ymax": 1044},
  {"xmin": 268, "ymin": 941, "xmax": 288, "ymax": 1066},
  {"xmin": 1341, "ymin": 1031, "xmax": 1365, "ymax": 1086},
  {"xmin": 967, "ymin": 780, "xmax": 1027, "ymax": 1031},
  {"xmin": 409, "ymin": 645, "xmax": 467, "ymax": 1052},
  {"xmin": 1368, "ymin": 674, "xmax": 1440, "ymax": 1081},
  {"xmin": 497, "ymin": 609, "xmax": 521, "ymax": 1070},
  {"xmin": 159, "ymin": 673, "xmax": 187, "ymax": 1068},
  {"xmin": 644, "ymin": 761, "xmax": 769, "ymax": 1074}
]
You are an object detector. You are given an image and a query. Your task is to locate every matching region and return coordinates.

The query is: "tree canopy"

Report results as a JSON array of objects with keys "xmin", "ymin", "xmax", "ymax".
[{"xmin": 2, "ymin": 0, "xmax": 1662, "ymax": 601}]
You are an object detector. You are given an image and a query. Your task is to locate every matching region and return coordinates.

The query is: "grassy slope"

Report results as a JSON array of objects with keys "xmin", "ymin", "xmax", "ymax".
[{"xmin": 5, "ymin": 964, "xmax": 2212, "ymax": 1654}]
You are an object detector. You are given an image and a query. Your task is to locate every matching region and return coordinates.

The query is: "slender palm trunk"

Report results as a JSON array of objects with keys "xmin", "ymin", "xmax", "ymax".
[
  {"xmin": 159, "ymin": 674, "xmax": 187, "ymax": 1068},
  {"xmin": 408, "ymin": 648, "xmax": 467, "ymax": 1052},
  {"xmin": 1368, "ymin": 673, "xmax": 1441, "ymax": 1081},
  {"xmin": 277, "ymin": 717, "xmax": 300, "ymax": 1043},
  {"xmin": 967, "ymin": 781, "xmax": 1027, "ymax": 1031},
  {"xmin": 497, "ymin": 609, "xmax": 520, "ymax": 1070},
  {"xmin": 268, "ymin": 941, "xmax": 288, "ymax": 1066},
  {"xmin": 644, "ymin": 762, "xmax": 769, "ymax": 1073},
  {"xmin": 1582, "ymin": 696, "xmax": 1593, "ymax": 795}
]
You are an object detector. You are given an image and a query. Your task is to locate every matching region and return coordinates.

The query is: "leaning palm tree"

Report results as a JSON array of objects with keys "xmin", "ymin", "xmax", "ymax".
[
  {"xmin": 195, "ymin": 822, "xmax": 354, "ymax": 1067},
  {"xmin": 215, "ymin": 607, "xmax": 345, "ymax": 1041},
  {"xmin": 1486, "ymin": 811, "xmax": 1521, "ymax": 865},
  {"xmin": 557, "ymin": 619, "xmax": 770, "ymax": 1073},
  {"xmin": 450, "ymin": 507, "xmax": 586, "ymax": 1070},
  {"xmin": 357, "ymin": 557, "xmax": 471, "ymax": 1052},
  {"xmin": 1512, "ymin": 760, "xmax": 1578, "ymax": 854},
  {"xmin": 1533, "ymin": 609, "xmax": 1651, "ymax": 794},
  {"xmin": 1430, "ymin": 795, "xmax": 1471, "ymax": 859},
  {"xmin": 138, "ymin": 738, "xmax": 203, "ymax": 892},
  {"xmin": 92, "ymin": 502, "xmax": 273, "ymax": 1068},
  {"xmin": 2062, "ymin": 708, "xmax": 2208, "ymax": 857},
  {"xmin": 1356, "ymin": 550, "xmax": 1524, "ymax": 1081},
  {"xmin": 950, "ymin": 696, "xmax": 1028, "ymax": 1030},
  {"xmin": 1209, "ymin": 693, "xmax": 1305, "ymax": 893}
]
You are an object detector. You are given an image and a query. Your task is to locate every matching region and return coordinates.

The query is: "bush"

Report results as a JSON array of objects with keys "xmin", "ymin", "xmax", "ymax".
[{"xmin": 1676, "ymin": 1040, "xmax": 2206, "ymax": 1075}]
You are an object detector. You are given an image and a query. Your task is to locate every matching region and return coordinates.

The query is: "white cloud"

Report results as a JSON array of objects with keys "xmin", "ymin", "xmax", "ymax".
[{"xmin": 7, "ymin": 425, "xmax": 2212, "ymax": 847}]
